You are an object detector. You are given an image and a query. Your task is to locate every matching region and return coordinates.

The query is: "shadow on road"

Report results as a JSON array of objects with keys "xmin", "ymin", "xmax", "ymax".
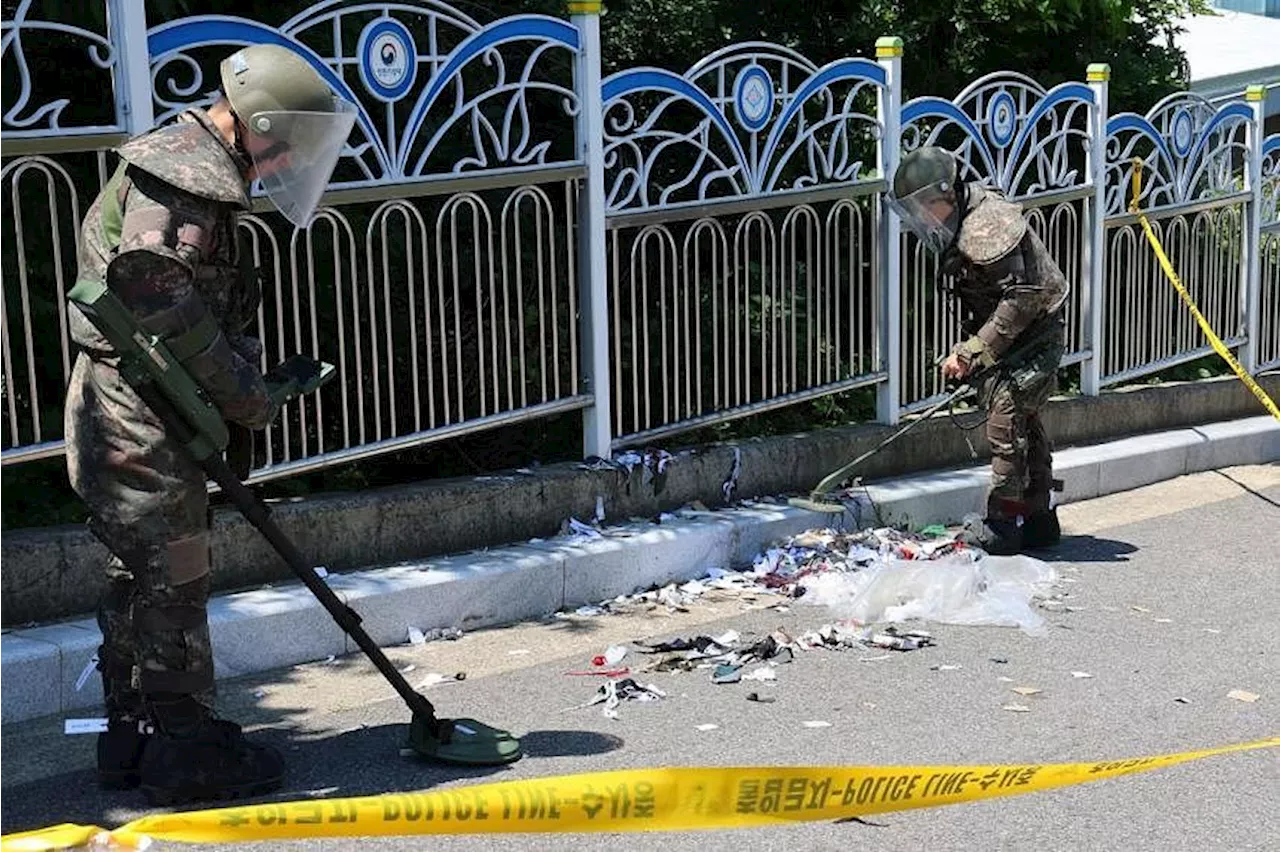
[
  {"xmin": 519, "ymin": 729, "xmax": 624, "ymax": 758},
  {"xmin": 1028, "ymin": 534, "xmax": 1139, "ymax": 563}
]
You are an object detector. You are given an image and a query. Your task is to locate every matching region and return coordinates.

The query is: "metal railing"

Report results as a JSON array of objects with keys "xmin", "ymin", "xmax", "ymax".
[{"xmin": 3, "ymin": 1, "xmax": 1278, "ymax": 481}]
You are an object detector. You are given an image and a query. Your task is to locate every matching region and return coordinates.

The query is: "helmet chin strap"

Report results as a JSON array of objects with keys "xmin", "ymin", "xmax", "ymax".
[{"xmin": 228, "ymin": 117, "xmax": 254, "ymax": 177}]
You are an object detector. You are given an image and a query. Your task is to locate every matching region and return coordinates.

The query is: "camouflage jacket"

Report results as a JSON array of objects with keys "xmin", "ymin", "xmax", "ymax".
[
  {"xmin": 941, "ymin": 184, "xmax": 1069, "ymax": 369},
  {"xmin": 69, "ymin": 108, "xmax": 276, "ymax": 429}
]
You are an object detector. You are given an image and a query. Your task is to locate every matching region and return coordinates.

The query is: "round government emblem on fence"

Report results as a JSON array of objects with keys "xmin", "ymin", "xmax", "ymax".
[
  {"xmin": 1172, "ymin": 109, "xmax": 1194, "ymax": 158},
  {"xmin": 988, "ymin": 91, "xmax": 1017, "ymax": 148},
  {"xmin": 734, "ymin": 66, "xmax": 774, "ymax": 132},
  {"xmin": 358, "ymin": 17, "xmax": 416, "ymax": 102}
]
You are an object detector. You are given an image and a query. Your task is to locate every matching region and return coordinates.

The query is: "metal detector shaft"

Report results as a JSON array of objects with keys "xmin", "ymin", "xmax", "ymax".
[
  {"xmin": 808, "ymin": 382, "xmax": 974, "ymax": 498},
  {"xmin": 134, "ymin": 383, "xmax": 437, "ymax": 723}
]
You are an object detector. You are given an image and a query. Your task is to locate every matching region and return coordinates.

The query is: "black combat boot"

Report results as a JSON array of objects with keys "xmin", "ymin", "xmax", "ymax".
[
  {"xmin": 95, "ymin": 648, "xmax": 151, "ymax": 791},
  {"xmin": 1021, "ymin": 508, "xmax": 1061, "ymax": 549},
  {"xmin": 136, "ymin": 693, "xmax": 284, "ymax": 805},
  {"xmin": 98, "ymin": 717, "xmax": 153, "ymax": 790},
  {"xmin": 960, "ymin": 497, "xmax": 1027, "ymax": 555},
  {"xmin": 1021, "ymin": 478, "xmax": 1063, "ymax": 549}
]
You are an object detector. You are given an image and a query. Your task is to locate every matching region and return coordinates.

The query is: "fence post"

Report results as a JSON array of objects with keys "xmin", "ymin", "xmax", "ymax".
[
  {"xmin": 1239, "ymin": 84, "xmax": 1266, "ymax": 375},
  {"xmin": 1081, "ymin": 63, "xmax": 1109, "ymax": 396},
  {"xmin": 570, "ymin": 1, "xmax": 612, "ymax": 458},
  {"xmin": 875, "ymin": 36, "xmax": 903, "ymax": 426},
  {"xmin": 108, "ymin": 0, "xmax": 154, "ymax": 137}
]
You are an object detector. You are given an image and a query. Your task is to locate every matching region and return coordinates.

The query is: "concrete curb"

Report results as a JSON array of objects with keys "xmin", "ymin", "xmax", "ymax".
[{"xmin": 4, "ymin": 415, "xmax": 1275, "ymax": 725}]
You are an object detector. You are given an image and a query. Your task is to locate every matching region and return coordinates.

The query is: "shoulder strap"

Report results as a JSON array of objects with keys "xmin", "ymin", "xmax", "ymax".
[{"xmin": 98, "ymin": 162, "xmax": 131, "ymax": 254}]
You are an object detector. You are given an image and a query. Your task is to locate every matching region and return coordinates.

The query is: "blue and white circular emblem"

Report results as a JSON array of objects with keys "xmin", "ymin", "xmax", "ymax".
[
  {"xmin": 1172, "ymin": 109, "xmax": 1194, "ymax": 158},
  {"xmin": 358, "ymin": 17, "xmax": 416, "ymax": 102},
  {"xmin": 734, "ymin": 66, "xmax": 773, "ymax": 132},
  {"xmin": 988, "ymin": 91, "xmax": 1017, "ymax": 148}
]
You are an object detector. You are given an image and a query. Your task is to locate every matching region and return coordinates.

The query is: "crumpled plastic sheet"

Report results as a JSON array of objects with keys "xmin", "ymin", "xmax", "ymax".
[{"xmin": 799, "ymin": 551, "xmax": 1058, "ymax": 636}]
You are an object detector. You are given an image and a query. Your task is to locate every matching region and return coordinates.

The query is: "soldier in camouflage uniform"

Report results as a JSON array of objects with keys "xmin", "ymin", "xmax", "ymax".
[
  {"xmin": 887, "ymin": 146, "xmax": 1068, "ymax": 555},
  {"xmin": 65, "ymin": 44, "xmax": 355, "ymax": 804}
]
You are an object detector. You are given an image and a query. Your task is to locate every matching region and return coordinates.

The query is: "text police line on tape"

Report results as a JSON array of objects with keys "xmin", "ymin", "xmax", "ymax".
[{"xmin": 1, "ymin": 736, "xmax": 1275, "ymax": 850}]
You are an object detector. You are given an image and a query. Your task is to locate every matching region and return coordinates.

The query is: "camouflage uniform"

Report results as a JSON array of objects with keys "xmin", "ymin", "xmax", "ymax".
[
  {"xmin": 65, "ymin": 107, "xmax": 275, "ymax": 721},
  {"xmin": 941, "ymin": 183, "xmax": 1068, "ymax": 521}
]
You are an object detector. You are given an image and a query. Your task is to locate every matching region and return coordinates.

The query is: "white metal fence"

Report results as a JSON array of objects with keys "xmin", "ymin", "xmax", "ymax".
[{"xmin": 3, "ymin": 0, "xmax": 1277, "ymax": 480}]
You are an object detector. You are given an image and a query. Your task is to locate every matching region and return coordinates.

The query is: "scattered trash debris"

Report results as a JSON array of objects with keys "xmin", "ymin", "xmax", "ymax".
[
  {"xmin": 712, "ymin": 664, "xmax": 743, "ymax": 684},
  {"xmin": 747, "ymin": 692, "xmax": 776, "ymax": 704},
  {"xmin": 802, "ymin": 720, "xmax": 832, "ymax": 728},
  {"xmin": 566, "ymin": 668, "xmax": 631, "ymax": 677},
  {"xmin": 577, "ymin": 678, "xmax": 666, "ymax": 719},
  {"xmin": 867, "ymin": 627, "xmax": 935, "ymax": 651},
  {"xmin": 509, "ymin": 649, "xmax": 531, "ymax": 656},
  {"xmin": 399, "ymin": 664, "xmax": 416, "ymax": 674},
  {"xmin": 931, "ymin": 664, "xmax": 963, "ymax": 672},
  {"xmin": 65, "ymin": 718, "xmax": 109, "ymax": 735},
  {"xmin": 997, "ymin": 676, "xmax": 1015, "ymax": 683},
  {"xmin": 75, "ymin": 654, "xmax": 99, "ymax": 692},
  {"xmin": 1174, "ymin": 697, "xmax": 1191, "ymax": 704},
  {"xmin": 989, "ymin": 656, "xmax": 1009, "ymax": 664},
  {"xmin": 323, "ymin": 655, "xmax": 338, "ymax": 665},
  {"xmin": 1130, "ymin": 606, "xmax": 1151, "ymax": 613},
  {"xmin": 565, "ymin": 518, "xmax": 604, "ymax": 540},
  {"xmin": 1071, "ymin": 671, "xmax": 1094, "ymax": 679},
  {"xmin": 742, "ymin": 667, "xmax": 778, "ymax": 682},
  {"xmin": 695, "ymin": 724, "xmax": 720, "ymax": 732},
  {"xmin": 253, "ymin": 689, "xmax": 266, "ymax": 699},
  {"xmin": 1011, "ymin": 687, "xmax": 1042, "ymax": 696},
  {"xmin": 593, "ymin": 645, "xmax": 628, "ymax": 667},
  {"xmin": 595, "ymin": 496, "xmax": 606, "ymax": 523},
  {"xmin": 1227, "ymin": 690, "xmax": 1260, "ymax": 703},
  {"xmin": 1153, "ymin": 618, "xmax": 1173, "ymax": 624},
  {"xmin": 919, "ymin": 524, "xmax": 947, "ymax": 537},
  {"xmin": 1203, "ymin": 628, "xmax": 1222, "ymax": 634},
  {"xmin": 1002, "ymin": 704, "xmax": 1032, "ymax": 713},
  {"xmin": 418, "ymin": 672, "xmax": 465, "ymax": 688},
  {"xmin": 314, "ymin": 566, "xmax": 329, "ymax": 579},
  {"xmin": 407, "ymin": 626, "xmax": 462, "ymax": 645}
]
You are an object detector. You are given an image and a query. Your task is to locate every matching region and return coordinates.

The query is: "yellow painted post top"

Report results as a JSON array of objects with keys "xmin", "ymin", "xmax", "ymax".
[
  {"xmin": 875, "ymin": 37, "xmax": 904, "ymax": 58},
  {"xmin": 1245, "ymin": 84, "xmax": 1266, "ymax": 102},
  {"xmin": 1086, "ymin": 63, "xmax": 1111, "ymax": 82},
  {"xmin": 568, "ymin": 1, "xmax": 602, "ymax": 14}
]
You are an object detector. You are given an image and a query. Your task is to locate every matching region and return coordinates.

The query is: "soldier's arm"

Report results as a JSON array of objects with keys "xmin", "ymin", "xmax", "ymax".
[
  {"xmin": 954, "ymin": 236, "xmax": 1048, "ymax": 368},
  {"xmin": 106, "ymin": 168, "xmax": 278, "ymax": 430}
]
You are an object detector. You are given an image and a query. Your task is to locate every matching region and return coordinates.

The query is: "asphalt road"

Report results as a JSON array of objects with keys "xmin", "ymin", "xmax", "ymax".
[{"xmin": 3, "ymin": 465, "xmax": 1278, "ymax": 851}]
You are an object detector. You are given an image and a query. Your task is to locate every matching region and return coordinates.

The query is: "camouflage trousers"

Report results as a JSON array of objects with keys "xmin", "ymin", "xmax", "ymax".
[
  {"xmin": 977, "ymin": 328, "xmax": 1065, "ymax": 520},
  {"xmin": 65, "ymin": 352, "xmax": 216, "ymax": 720}
]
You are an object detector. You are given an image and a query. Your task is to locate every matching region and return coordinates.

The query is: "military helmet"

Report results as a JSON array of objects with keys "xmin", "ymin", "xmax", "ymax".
[
  {"xmin": 892, "ymin": 146, "xmax": 959, "ymax": 200},
  {"xmin": 887, "ymin": 146, "xmax": 963, "ymax": 254},
  {"xmin": 219, "ymin": 44, "xmax": 336, "ymax": 138},
  {"xmin": 217, "ymin": 44, "xmax": 357, "ymax": 228}
]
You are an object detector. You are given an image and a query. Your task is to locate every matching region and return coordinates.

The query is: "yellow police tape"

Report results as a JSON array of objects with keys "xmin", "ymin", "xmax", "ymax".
[
  {"xmin": 2, "ymin": 737, "xmax": 1276, "ymax": 850},
  {"xmin": 1129, "ymin": 159, "xmax": 1280, "ymax": 421}
]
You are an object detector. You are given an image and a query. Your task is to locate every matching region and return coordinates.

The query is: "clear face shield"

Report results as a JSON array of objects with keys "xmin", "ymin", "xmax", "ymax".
[
  {"xmin": 243, "ymin": 99, "xmax": 357, "ymax": 229},
  {"xmin": 886, "ymin": 181, "xmax": 959, "ymax": 254}
]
